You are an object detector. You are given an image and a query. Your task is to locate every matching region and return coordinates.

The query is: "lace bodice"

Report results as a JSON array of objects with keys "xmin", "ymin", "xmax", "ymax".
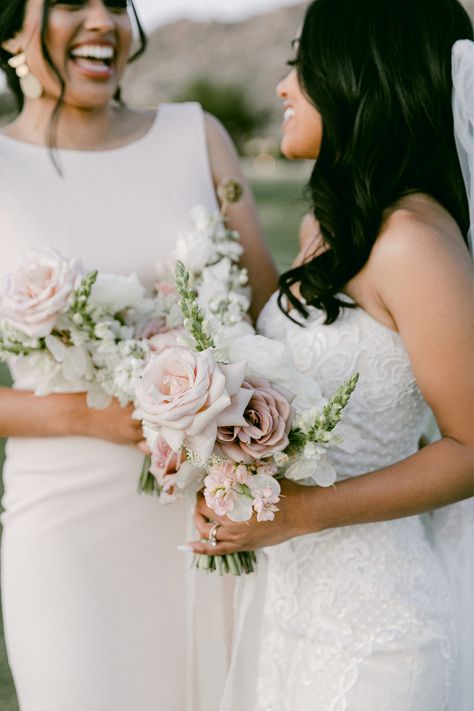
[
  {"xmin": 258, "ymin": 293, "xmax": 431, "ymax": 478},
  {"xmin": 221, "ymin": 293, "xmax": 457, "ymax": 711}
]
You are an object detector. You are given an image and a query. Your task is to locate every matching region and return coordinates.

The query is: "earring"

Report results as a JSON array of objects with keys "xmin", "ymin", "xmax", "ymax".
[{"xmin": 7, "ymin": 53, "xmax": 43, "ymax": 100}]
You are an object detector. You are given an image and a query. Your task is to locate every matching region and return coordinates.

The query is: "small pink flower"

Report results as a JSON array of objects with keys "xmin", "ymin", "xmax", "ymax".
[
  {"xmin": 217, "ymin": 377, "xmax": 291, "ymax": 464},
  {"xmin": 204, "ymin": 461, "xmax": 236, "ymax": 516},
  {"xmin": 149, "ymin": 436, "xmax": 186, "ymax": 494},
  {"xmin": 250, "ymin": 474, "xmax": 281, "ymax": 522}
]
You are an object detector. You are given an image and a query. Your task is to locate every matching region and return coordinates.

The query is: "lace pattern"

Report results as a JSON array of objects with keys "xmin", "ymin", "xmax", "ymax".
[{"xmin": 252, "ymin": 295, "xmax": 456, "ymax": 711}]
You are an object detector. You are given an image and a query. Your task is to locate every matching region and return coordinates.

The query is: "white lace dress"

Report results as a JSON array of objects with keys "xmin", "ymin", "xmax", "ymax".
[{"xmin": 221, "ymin": 293, "xmax": 469, "ymax": 711}]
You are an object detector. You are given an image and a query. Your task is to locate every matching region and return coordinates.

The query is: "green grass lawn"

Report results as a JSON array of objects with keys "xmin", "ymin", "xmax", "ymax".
[{"xmin": 0, "ymin": 162, "xmax": 311, "ymax": 708}]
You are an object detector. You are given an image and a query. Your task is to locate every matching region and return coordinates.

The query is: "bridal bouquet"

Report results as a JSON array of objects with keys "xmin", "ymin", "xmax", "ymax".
[
  {"xmin": 0, "ymin": 179, "xmax": 251, "ymax": 493},
  {"xmin": 0, "ymin": 248, "xmax": 179, "ymax": 409},
  {"xmin": 135, "ymin": 261, "xmax": 359, "ymax": 575}
]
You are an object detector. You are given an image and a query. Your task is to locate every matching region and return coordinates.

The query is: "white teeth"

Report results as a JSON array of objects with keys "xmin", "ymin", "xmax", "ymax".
[
  {"xmin": 71, "ymin": 45, "xmax": 114, "ymax": 60},
  {"xmin": 284, "ymin": 107, "xmax": 295, "ymax": 122}
]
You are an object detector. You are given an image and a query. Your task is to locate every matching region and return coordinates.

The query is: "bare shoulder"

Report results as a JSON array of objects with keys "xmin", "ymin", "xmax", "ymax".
[
  {"xmin": 370, "ymin": 194, "xmax": 471, "ymax": 297},
  {"xmin": 292, "ymin": 213, "xmax": 326, "ymax": 267}
]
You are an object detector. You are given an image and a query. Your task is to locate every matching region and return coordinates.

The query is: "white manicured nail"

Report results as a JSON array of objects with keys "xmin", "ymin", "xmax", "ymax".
[{"xmin": 177, "ymin": 545, "xmax": 194, "ymax": 553}]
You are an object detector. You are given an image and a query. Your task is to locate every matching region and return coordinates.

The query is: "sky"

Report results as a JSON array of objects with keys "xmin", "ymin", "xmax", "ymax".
[{"xmin": 133, "ymin": 0, "xmax": 303, "ymax": 29}]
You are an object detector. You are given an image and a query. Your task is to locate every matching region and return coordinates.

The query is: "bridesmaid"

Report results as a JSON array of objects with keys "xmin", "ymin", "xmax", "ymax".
[
  {"xmin": 0, "ymin": 1, "xmax": 277, "ymax": 710},
  {"xmin": 190, "ymin": 1, "xmax": 473, "ymax": 710}
]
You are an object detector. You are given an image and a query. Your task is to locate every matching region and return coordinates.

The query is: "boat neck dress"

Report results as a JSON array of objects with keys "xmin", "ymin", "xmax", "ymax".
[{"xmin": 0, "ymin": 102, "xmax": 231, "ymax": 711}]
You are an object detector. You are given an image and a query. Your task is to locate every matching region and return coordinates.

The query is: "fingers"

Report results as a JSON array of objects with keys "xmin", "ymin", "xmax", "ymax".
[
  {"xmin": 195, "ymin": 493, "xmax": 220, "ymax": 522},
  {"xmin": 136, "ymin": 440, "xmax": 151, "ymax": 454},
  {"xmin": 193, "ymin": 508, "xmax": 229, "ymax": 542},
  {"xmin": 188, "ymin": 540, "xmax": 244, "ymax": 556}
]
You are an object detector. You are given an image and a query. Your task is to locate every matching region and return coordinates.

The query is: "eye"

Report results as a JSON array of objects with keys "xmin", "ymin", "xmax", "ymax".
[
  {"xmin": 286, "ymin": 59, "xmax": 298, "ymax": 67},
  {"xmin": 104, "ymin": 0, "xmax": 128, "ymax": 11},
  {"xmin": 50, "ymin": 0, "xmax": 128, "ymax": 10}
]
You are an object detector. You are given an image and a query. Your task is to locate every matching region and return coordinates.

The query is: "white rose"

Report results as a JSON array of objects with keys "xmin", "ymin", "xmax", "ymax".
[{"xmin": 0, "ymin": 248, "xmax": 82, "ymax": 338}]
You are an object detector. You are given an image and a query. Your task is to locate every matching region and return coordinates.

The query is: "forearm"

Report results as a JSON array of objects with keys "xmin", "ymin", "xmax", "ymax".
[
  {"xmin": 299, "ymin": 437, "xmax": 473, "ymax": 535},
  {"xmin": 0, "ymin": 387, "xmax": 87, "ymax": 438}
]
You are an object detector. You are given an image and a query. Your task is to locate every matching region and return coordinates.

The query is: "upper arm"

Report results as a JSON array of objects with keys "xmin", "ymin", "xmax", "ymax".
[
  {"xmin": 373, "ymin": 214, "xmax": 473, "ymax": 447},
  {"xmin": 204, "ymin": 113, "xmax": 278, "ymax": 318}
]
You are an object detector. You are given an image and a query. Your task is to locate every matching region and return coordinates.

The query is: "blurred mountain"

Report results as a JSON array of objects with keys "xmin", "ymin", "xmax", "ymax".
[
  {"xmin": 122, "ymin": 0, "xmax": 473, "ymax": 129},
  {"xmin": 122, "ymin": 3, "xmax": 306, "ymax": 123}
]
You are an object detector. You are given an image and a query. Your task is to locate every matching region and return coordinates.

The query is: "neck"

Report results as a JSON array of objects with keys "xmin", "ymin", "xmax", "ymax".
[{"xmin": 4, "ymin": 96, "xmax": 122, "ymax": 150}]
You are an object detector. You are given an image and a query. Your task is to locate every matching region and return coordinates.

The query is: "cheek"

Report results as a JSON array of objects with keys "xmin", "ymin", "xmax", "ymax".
[
  {"xmin": 117, "ymin": 17, "xmax": 133, "ymax": 62},
  {"xmin": 281, "ymin": 109, "xmax": 323, "ymax": 161}
]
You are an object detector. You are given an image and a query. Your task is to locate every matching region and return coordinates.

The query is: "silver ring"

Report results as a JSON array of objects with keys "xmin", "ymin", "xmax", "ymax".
[{"xmin": 208, "ymin": 522, "xmax": 221, "ymax": 546}]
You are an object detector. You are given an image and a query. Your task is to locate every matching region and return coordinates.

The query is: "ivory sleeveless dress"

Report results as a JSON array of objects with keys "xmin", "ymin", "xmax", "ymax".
[
  {"xmin": 0, "ymin": 103, "xmax": 231, "ymax": 711},
  {"xmin": 221, "ymin": 293, "xmax": 473, "ymax": 711}
]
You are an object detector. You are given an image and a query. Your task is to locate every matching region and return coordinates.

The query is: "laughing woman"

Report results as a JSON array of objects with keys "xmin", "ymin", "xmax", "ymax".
[{"xmin": 0, "ymin": 1, "xmax": 277, "ymax": 710}]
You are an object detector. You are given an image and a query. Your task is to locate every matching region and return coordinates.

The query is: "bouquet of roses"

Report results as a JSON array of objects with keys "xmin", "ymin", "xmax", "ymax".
[
  {"xmin": 0, "ymin": 180, "xmax": 252, "ymax": 493},
  {"xmin": 0, "ymin": 248, "xmax": 181, "ymax": 409},
  {"xmin": 135, "ymin": 261, "xmax": 359, "ymax": 575}
]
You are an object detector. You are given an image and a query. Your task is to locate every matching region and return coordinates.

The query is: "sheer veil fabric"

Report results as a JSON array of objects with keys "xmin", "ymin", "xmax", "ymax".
[{"xmin": 431, "ymin": 38, "xmax": 474, "ymax": 711}]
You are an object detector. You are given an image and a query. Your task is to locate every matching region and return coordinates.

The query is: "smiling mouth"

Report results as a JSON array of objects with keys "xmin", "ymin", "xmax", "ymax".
[
  {"xmin": 69, "ymin": 44, "xmax": 116, "ymax": 77},
  {"xmin": 283, "ymin": 107, "xmax": 295, "ymax": 122}
]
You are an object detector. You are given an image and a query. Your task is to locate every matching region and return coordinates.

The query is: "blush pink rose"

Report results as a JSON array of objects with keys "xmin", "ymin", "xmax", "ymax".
[
  {"xmin": 217, "ymin": 377, "xmax": 291, "ymax": 464},
  {"xmin": 138, "ymin": 317, "xmax": 167, "ymax": 340},
  {"xmin": 147, "ymin": 328, "xmax": 186, "ymax": 355},
  {"xmin": 135, "ymin": 346, "xmax": 251, "ymax": 461},
  {"xmin": 0, "ymin": 249, "xmax": 82, "ymax": 338}
]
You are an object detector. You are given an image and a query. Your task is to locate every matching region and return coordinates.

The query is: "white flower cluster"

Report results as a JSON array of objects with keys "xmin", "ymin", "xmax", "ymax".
[
  {"xmin": 0, "ymin": 204, "xmax": 253, "ymax": 413},
  {"xmin": 0, "ymin": 252, "xmax": 184, "ymax": 409},
  {"xmin": 174, "ymin": 205, "xmax": 252, "ymax": 338}
]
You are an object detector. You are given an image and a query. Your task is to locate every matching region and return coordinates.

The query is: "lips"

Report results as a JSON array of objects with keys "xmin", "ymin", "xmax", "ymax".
[
  {"xmin": 283, "ymin": 106, "xmax": 296, "ymax": 122},
  {"xmin": 69, "ymin": 43, "xmax": 116, "ymax": 79}
]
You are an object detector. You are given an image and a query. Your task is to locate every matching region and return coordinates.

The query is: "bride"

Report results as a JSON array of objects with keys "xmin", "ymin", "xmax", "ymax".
[
  {"xmin": 0, "ymin": 1, "xmax": 277, "ymax": 709},
  {"xmin": 190, "ymin": 0, "xmax": 474, "ymax": 709}
]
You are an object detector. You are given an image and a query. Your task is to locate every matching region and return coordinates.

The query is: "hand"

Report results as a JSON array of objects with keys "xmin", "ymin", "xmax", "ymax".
[
  {"xmin": 75, "ymin": 395, "xmax": 144, "ymax": 447},
  {"xmin": 188, "ymin": 479, "xmax": 317, "ymax": 555}
]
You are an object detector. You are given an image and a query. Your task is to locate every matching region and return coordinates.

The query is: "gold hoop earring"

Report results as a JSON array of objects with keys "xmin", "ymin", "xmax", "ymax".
[{"xmin": 7, "ymin": 52, "xmax": 43, "ymax": 100}]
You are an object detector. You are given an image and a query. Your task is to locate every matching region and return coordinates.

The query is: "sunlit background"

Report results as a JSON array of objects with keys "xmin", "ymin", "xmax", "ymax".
[{"xmin": 134, "ymin": 0, "xmax": 304, "ymax": 27}]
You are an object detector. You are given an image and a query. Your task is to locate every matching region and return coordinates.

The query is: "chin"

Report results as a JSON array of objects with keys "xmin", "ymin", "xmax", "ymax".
[
  {"xmin": 65, "ymin": 86, "xmax": 118, "ymax": 110},
  {"xmin": 280, "ymin": 141, "xmax": 304, "ymax": 160}
]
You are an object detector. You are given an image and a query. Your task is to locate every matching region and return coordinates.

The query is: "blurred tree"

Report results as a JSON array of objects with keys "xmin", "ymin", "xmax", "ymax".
[{"xmin": 173, "ymin": 76, "xmax": 269, "ymax": 154}]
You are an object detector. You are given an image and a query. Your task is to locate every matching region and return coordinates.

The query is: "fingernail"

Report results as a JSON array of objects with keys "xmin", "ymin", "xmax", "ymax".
[{"xmin": 177, "ymin": 545, "xmax": 194, "ymax": 553}]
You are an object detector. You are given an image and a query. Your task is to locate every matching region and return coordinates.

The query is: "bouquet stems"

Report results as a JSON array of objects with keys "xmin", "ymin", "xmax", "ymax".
[
  {"xmin": 193, "ymin": 550, "xmax": 257, "ymax": 576},
  {"xmin": 138, "ymin": 455, "xmax": 158, "ymax": 494}
]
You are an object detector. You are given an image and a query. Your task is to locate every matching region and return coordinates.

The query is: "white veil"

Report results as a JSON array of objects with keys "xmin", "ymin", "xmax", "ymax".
[
  {"xmin": 452, "ymin": 40, "xmax": 474, "ymax": 253},
  {"xmin": 430, "ymin": 38, "xmax": 474, "ymax": 711}
]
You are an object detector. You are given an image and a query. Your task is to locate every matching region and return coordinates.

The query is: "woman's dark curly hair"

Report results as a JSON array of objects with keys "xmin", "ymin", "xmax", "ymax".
[
  {"xmin": 0, "ymin": 0, "xmax": 146, "ymax": 149},
  {"xmin": 279, "ymin": 0, "xmax": 473, "ymax": 324}
]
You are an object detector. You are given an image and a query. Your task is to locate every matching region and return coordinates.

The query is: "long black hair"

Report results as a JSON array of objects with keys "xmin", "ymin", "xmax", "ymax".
[
  {"xmin": 0, "ymin": 0, "xmax": 146, "ymax": 146},
  {"xmin": 279, "ymin": 0, "xmax": 473, "ymax": 324}
]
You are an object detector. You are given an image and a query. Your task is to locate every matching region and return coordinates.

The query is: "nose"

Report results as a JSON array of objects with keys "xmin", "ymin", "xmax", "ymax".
[
  {"xmin": 83, "ymin": 0, "xmax": 116, "ymax": 33},
  {"xmin": 276, "ymin": 69, "xmax": 293, "ymax": 99}
]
